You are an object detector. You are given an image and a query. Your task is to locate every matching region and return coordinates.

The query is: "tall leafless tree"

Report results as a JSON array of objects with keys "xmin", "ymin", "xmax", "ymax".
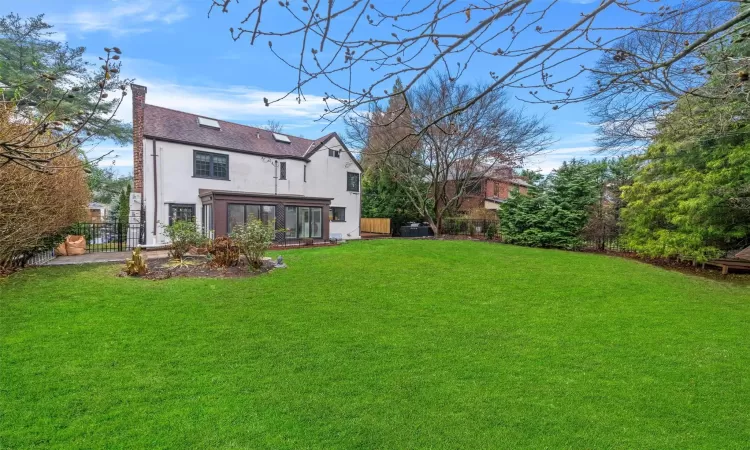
[
  {"xmin": 261, "ymin": 119, "xmax": 285, "ymax": 133},
  {"xmin": 348, "ymin": 75, "xmax": 550, "ymax": 234},
  {"xmin": 208, "ymin": 0, "xmax": 749, "ymax": 145},
  {"xmin": 585, "ymin": 2, "xmax": 747, "ymax": 152}
]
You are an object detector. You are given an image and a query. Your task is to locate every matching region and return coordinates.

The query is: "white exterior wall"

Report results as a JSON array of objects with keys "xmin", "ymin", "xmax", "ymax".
[
  {"xmin": 142, "ymin": 136, "xmax": 361, "ymax": 244},
  {"xmin": 305, "ymin": 138, "xmax": 361, "ymax": 239}
]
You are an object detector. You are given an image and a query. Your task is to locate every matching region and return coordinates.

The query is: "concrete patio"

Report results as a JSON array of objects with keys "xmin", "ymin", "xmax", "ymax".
[{"xmin": 46, "ymin": 250, "xmax": 171, "ymax": 266}]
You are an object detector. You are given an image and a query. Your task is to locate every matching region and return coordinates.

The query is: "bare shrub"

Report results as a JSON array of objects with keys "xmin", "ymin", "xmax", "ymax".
[
  {"xmin": 0, "ymin": 105, "xmax": 89, "ymax": 268},
  {"xmin": 208, "ymin": 236, "xmax": 240, "ymax": 267}
]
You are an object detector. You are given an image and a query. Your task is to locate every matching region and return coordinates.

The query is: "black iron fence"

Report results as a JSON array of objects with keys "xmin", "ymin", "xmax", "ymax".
[
  {"xmin": 271, "ymin": 235, "xmax": 339, "ymax": 248},
  {"xmin": 440, "ymin": 218, "xmax": 499, "ymax": 237},
  {"xmin": 580, "ymin": 237, "xmax": 633, "ymax": 253},
  {"xmin": 65, "ymin": 222, "xmax": 146, "ymax": 253}
]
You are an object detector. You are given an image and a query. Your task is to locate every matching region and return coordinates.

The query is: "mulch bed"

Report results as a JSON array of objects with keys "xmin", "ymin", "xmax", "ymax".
[{"xmin": 121, "ymin": 256, "xmax": 277, "ymax": 280}]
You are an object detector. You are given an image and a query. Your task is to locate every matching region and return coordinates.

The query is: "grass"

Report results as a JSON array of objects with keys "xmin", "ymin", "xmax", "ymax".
[{"xmin": 1, "ymin": 239, "xmax": 749, "ymax": 448}]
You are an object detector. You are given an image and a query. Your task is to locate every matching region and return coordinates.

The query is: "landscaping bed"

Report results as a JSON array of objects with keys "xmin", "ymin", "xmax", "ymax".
[{"xmin": 123, "ymin": 255, "xmax": 277, "ymax": 280}]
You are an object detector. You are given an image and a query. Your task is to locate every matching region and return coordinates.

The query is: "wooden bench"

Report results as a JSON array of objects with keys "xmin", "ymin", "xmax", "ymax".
[
  {"xmin": 705, "ymin": 259, "xmax": 750, "ymax": 275},
  {"xmin": 704, "ymin": 246, "xmax": 750, "ymax": 275}
]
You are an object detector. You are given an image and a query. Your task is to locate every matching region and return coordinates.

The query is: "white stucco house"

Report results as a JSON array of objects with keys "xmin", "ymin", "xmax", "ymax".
[{"xmin": 130, "ymin": 84, "xmax": 362, "ymax": 245}]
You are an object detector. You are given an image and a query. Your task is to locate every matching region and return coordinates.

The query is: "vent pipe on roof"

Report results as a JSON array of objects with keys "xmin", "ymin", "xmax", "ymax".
[{"xmin": 256, "ymin": 132, "xmax": 260, "ymax": 139}]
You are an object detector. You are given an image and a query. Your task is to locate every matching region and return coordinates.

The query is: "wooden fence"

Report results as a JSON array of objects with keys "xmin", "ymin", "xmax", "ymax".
[{"xmin": 361, "ymin": 218, "xmax": 391, "ymax": 234}]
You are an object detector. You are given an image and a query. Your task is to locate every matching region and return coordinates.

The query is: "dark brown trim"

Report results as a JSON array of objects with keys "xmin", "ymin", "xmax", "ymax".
[
  {"xmin": 200, "ymin": 191, "xmax": 331, "ymax": 240},
  {"xmin": 199, "ymin": 190, "xmax": 333, "ymax": 202},
  {"xmin": 143, "ymin": 134, "xmax": 310, "ymax": 162}
]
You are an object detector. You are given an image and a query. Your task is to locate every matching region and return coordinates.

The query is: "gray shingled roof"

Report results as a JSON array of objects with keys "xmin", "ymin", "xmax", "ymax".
[{"xmin": 143, "ymin": 104, "xmax": 334, "ymax": 159}]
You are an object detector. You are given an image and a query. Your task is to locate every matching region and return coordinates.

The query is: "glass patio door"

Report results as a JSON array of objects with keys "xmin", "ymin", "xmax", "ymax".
[{"xmin": 297, "ymin": 207, "xmax": 311, "ymax": 238}]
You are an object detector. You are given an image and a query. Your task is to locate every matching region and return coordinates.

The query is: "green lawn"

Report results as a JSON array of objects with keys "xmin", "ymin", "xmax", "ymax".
[{"xmin": 2, "ymin": 240, "xmax": 749, "ymax": 448}]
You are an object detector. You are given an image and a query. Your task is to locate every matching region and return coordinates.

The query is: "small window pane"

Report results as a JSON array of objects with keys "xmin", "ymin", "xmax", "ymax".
[
  {"xmin": 213, "ymin": 155, "xmax": 228, "ymax": 179},
  {"xmin": 245, "ymin": 205, "xmax": 260, "ymax": 222},
  {"xmin": 228, "ymin": 204, "xmax": 245, "ymax": 232},
  {"xmin": 329, "ymin": 149, "xmax": 339, "ymax": 158},
  {"xmin": 286, "ymin": 206, "xmax": 297, "ymax": 238},
  {"xmin": 298, "ymin": 207, "xmax": 310, "ymax": 238},
  {"xmin": 262, "ymin": 205, "xmax": 276, "ymax": 225},
  {"xmin": 279, "ymin": 162, "xmax": 286, "ymax": 180},
  {"xmin": 195, "ymin": 153, "xmax": 211, "ymax": 177},
  {"xmin": 312, "ymin": 208, "xmax": 322, "ymax": 238}
]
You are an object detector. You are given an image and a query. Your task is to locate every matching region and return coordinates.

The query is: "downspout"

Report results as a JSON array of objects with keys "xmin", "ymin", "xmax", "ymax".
[{"xmin": 152, "ymin": 139, "xmax": 158, "ymax": 236}]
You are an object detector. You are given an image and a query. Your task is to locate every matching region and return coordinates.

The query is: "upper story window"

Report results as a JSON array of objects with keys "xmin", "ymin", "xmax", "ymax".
[
  {"xmin": 329, "ymin": 149, "xmax": 340, "ymax": 158},
  {"xmin": 194, "ymin": 151, "xmax": 228, "ymax": 180},
  {"xmin": 279, "ymin": 162, "xmax": 287, "ymax": 180},
  {"xmin": 347, "ymin": 172, "xmax": 360, "ymax": 192},
  {"xmin": 493, "ymin": 182, "xmax": 500, "ymax": 197}
]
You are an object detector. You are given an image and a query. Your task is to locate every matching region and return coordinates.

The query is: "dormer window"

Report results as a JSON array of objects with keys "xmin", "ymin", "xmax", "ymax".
[{"xmin": 197, "ymin": 117, "xmax": 220, "ymax": 129}]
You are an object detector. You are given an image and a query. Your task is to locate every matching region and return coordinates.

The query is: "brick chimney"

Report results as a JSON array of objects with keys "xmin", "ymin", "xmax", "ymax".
[{"xmin": 131, "ymin": 84, "xmax": 147, "ymax": 194}]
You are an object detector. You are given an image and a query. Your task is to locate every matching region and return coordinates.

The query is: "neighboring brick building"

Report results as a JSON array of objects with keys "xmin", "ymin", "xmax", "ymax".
[{"xmin": 455, "ymin": 166, "xmax": 531, "ymax": 213}]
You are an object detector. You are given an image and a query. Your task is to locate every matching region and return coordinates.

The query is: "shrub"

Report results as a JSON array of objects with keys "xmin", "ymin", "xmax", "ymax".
[
  {"xmin": 230, "ymin": 219, "xmax": 276, "ymax": 270},
  {"xmin": 485, "ymin": 222, "xmax": 498, "ymax": 240},
  {"xmin": 0, "ymin": 105, "xmax": 89, "ymax": 269},
  {"xmin": 161, "ymin": 220, "xmax": 204, "ymax": 261},
  {"xmin": 208, "ymin": 236, "xmax": 240, "ymax": 267}
]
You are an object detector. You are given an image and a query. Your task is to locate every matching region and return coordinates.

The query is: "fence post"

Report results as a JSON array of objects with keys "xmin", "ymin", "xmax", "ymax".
[{"xmin": 118, "ymin": 222, "xmax": 123, "ymax": 252}]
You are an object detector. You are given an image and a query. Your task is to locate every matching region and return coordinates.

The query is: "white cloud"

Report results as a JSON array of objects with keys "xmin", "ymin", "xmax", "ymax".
[
  {"xmin": 526, "ymin": 146, "xmax": 600, "ymax": 173},
  {"xmin": 116, "ymin": 74, "xmax": 331, "ymax": 128},
  {"xmin": 50, "ymin": 0, "xmax": 188, "ymax": 36}
]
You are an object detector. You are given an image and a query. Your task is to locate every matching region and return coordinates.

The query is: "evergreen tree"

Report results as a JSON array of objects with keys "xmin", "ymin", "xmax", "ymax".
[
  {"xmin": 619, "ymin": 36, "xmax": 750, "ymax": 262},
  {"xmin": 500, "ymin": 160, "xmax": 608, "ymax": 249},
  {"xmin": 117, "ymin": 184, "xmax": 131, "ymax": 224},
  {"xmin": 0, "ymin": 13, "xmax": 131, "ymax": 144},
  {"xmin": 621, "ymin": 139, "xmax": 750, "ymax": 262}
]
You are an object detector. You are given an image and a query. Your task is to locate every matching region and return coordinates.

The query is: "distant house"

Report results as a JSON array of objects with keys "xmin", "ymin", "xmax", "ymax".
[
  {"xmin": 130, "ymin": 84, "xmax": 362, "ymax": 245},
  {"xmin": 454, "ymin": 166, "xmax": 531, "ymax": 214},
  {"xmin": 87, "ymin": 202, "xmax": 108, "ymax": 223}
]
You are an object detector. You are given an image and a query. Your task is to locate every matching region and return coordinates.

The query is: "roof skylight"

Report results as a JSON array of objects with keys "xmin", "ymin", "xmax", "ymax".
[
  {"xmin": 198, "ymin": 117, "xmax": 220, "ymax": 129},
  {"xmin": 273, "ymin": 133, "xmax": 291, "ymax": 144}
]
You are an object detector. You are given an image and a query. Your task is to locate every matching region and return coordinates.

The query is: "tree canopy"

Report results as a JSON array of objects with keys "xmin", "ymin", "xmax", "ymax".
[{"xmin": 0, "ymin": 13, "xmax": 130, "ymax": 170}]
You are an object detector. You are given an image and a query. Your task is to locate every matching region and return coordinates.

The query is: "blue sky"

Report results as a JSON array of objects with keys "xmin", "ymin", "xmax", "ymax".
[{"xmin": 9, "ymin": 0, "xmax": 632, "ymax": 175}]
